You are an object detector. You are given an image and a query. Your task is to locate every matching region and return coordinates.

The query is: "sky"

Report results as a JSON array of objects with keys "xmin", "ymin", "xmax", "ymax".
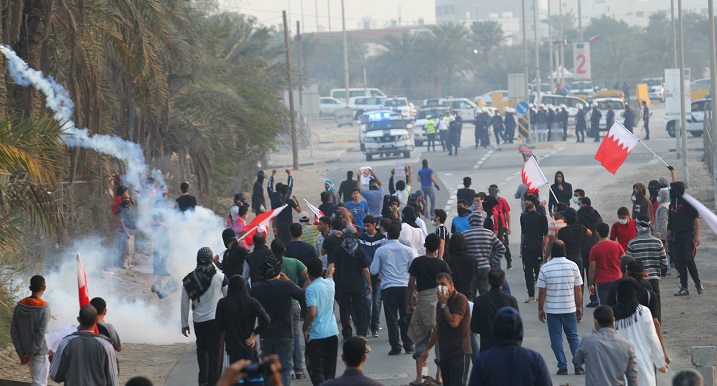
[{"xmin": 218, "ymin": 0, "xmax": 435, "ymax": 32}]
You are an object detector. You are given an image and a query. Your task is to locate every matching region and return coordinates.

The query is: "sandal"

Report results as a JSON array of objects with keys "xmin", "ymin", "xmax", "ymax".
[
  {"xmin": 423, "ymin": 375, "xmax": 442, "ymax": 386},
  {"xmin": 408, "ymin": 380, "xmax": 424, "ymax": 386}
]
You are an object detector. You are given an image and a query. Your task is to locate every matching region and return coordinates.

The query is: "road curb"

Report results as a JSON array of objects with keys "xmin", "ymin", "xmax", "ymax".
[{"xmin": 267, "ymin": 146, "xmax": 357, "ymax": 168}]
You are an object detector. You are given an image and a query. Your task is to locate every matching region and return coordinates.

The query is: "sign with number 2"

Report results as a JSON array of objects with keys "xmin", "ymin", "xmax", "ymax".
[{"xmin": 573, "ymin": 42, "xmax": 591, "ymax": 80}]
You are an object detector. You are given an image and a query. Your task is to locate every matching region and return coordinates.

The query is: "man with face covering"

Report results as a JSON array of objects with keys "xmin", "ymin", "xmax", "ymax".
[
  {"xmin": 667, "ymin": 181, "xmax": 703, "ymax": 296},
  {"xmin": 631, "ymin": 183, "xmax": 653, "ymax": 224},
  {"xmin": 548, "ymin": 171, "xmax": 573, "ymax": 213},
  {"xmin": 464, "ymin": 211, "xmax": 506, "ymax": 295},
  {"xmin": 488, "ymin": 185, "xmax": 512, "ymax": 270},
  {"xmin": 252, "ymin": 170, "xmax": 266, "ymax": 214},
  {"xmin": 181, "ymin": 247, "xmax": 229, "ymax": 386},
  {"xmin": 469, "ymin": 307, "xmax": 552, "ymax": 386}
]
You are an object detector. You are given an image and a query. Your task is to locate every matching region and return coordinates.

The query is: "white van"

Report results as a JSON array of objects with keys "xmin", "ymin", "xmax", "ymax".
[{"xmin": 330, "ymin": 88, "xmax": 386, "ymax": 103}]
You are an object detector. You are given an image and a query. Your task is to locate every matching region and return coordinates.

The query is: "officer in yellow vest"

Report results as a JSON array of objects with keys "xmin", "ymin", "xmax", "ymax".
[{"xmin": 425, "ymin": 114, "xmax": 437, "ymax": 151}]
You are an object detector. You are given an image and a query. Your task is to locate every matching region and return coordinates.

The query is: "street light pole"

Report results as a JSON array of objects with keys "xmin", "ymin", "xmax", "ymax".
[
  {"xmin": 709, "ymin": 0, "xmax": 717, "ymax": 205},
  {"xmin": 678, "ymin": 0, "xmax": 689, "ymax": 185},
  {"xmin": 283, "ymin": 11, "xmax": 299, "ymax": 170},
  {"xmin": 523, "ymin": 0, "xmax": 531, "ymax": 143},
  {"xmin": 547, "ymin": 0, "xmax": 554, "ymax": 92},
  {"xmin": 577, "ymin": 0, "xmax": 583, "ymax": 41},
  {"xmin": 534, "ymin": 0, "xmax": 541, "ymax": 104},
  {"xmin": 559, "ymin": 0, "xmax": 565, "ymax": 87},
  {"xmin": 672, "ymin": 0, "xmax": 681, "ymax": 159},
  {"xmin": 342, "ymin": 0, "xmax": 349, "ymax": 106},
  {"xmin": 327, "ymin": 0, "xmax": 332, "ymax": 32}
]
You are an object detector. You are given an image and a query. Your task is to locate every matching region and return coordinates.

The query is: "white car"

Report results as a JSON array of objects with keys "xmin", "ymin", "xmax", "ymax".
[
  {"xmin": 348, "ymin": 96, "xmax": 386, "ymax": 112},
  {"xmin": 569, "ymin": 81, "xmax": 595, "ymax": 99},
  {"xmin": 665, "ymin": 98, "xmax": 705, "ymax": 137},
  {"xmin": 360, "ymin": 110, "xmax": 413, "ymax": 161},
  {"xmin": 641, "ymin": 78, "xmax": 665, "ymax": 102},
  {"xmin": 420, "ymin": 98, "xmax": 478, "ymax": 123},
  {"xmin": 534, "ymin": 94, "xmax": 589, "ymax": 129},
  {"xmin": 414, "ymin": 107, "xmax": 450, "ymax": 146},
  {"xmin": 319, "ymin": 97, "xmax": 346, "ymax": 117},
  {"xmin": 383, "ymin": 96, "xmax": 412, "ymax": 120}
]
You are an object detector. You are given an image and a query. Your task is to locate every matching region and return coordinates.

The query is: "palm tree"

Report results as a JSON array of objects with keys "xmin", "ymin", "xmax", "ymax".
[
  {"xmin": 470, "ymin": 21, "xmax": 506, "ymax": 63},
  {"xmin": 426, "ymin": 23, "xmax": 470, "ymax": 96}
]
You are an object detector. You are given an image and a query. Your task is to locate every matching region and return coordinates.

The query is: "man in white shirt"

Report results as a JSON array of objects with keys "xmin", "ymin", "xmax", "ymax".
[
  {"xmin": 370, "ymin": 224, "xmax": 415, "ymax": 355},
  {"xmin": 537, "ymin": 240, "xmax": 584, "ymax": 376},
  {"xmin": 181, "ymin": 247, "xmax": 228, "ymax": 386}
]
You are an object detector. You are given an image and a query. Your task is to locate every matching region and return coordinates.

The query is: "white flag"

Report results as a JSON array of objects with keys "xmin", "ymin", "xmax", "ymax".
[{"xmin": 521, "ymin": 156, "xmax": 549, "ymax": 190}]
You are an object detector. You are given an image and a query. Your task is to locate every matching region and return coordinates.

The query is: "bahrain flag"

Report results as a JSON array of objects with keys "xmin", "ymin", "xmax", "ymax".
[
  {"xmin": 595, "ymin": 122, "xmax": 639, "ymax": 174},
  {"xmin": 521, "ymin": 156, "xmax": 549, "ymax": 190}
]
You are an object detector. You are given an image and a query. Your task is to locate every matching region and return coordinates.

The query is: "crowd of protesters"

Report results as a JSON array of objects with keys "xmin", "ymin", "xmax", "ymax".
[{"xmin": 8, "ymin": 154, "xmax": 708, "ymax": 386}]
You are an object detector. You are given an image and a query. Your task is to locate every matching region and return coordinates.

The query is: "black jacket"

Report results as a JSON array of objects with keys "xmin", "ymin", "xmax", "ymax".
[
  {"xmin": 252, "ymin": 178, "xmax": 265, "ymax": 213},
  {"xmin": 578, "ymin": 206, "xmax": 602, "ymax": 249},
  {"xmin": 471, "ymin": 288, "xmax": 519, "ymax": 352},
  {"xmin": 221, "ymin": 242, "xmax": 250, "ymax": 279},
  {"xmin": 548, "ymin": 182, "xmax": 573, "ymax": 213},
  {"xmin": 470, "ymin": 307, "xmax": 552, "ymax": 386},
  {"xmin": 246, "ymin": 246, "xmax": 273, "ymax": 284},
  {"xmin": 215, "ymin": 290, "xmax": 270, "ymax": 355}
]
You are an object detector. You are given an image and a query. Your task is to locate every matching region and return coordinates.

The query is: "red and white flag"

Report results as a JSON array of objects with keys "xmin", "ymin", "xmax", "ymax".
[
  {"xmin": 595, "ymin": 122, "xmax": 639, "ymax": 174},
  {"xmin": 521, "ymin": 156, "xmax": 549, "ymax": 190},
  {"xmin": 303, "ymin": 199, "xmax": 325, "ymax": 221},
  {"xmin": 77, "ymin": 253, "xmax": 90, "ymax": 307},
  {"xmin": 240, "ymin": 204, "xmax": 288, "ymax": 245}
]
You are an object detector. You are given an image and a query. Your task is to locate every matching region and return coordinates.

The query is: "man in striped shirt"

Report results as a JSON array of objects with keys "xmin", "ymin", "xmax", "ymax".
[
  {"xmin": 625, "ymin": 216, "xmax": 668, "ymax": 300},
  {"xmin": 463, "ymin": 211, "xmax": 505, "ymax": 296},
  {"xmin": 50, "ymin": 304, "xmax": 119, "ymax": 386},
  {"xmin": 537, "ymin": 240, "xmax": 584, "ymax": 376}
]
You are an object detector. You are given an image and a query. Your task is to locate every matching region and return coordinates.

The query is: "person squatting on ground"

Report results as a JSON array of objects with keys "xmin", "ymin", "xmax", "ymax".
[
  {"xmin": 11, "ymin": 275, "xmax": 50, "ymax": 386},
  {"xmin": 181, "ymin": 247, "xmax": 228, "ymax": 386}
]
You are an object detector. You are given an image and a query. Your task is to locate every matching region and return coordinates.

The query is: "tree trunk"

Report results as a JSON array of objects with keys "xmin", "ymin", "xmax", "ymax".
[{"xmin": 16, "ymin": 0, "xmax": 54, "ymax": 119}]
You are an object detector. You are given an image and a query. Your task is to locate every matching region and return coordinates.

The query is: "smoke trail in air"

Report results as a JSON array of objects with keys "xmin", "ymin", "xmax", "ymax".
[{"xmin": 1, "ymin": 45, "xmax": 228, "ymax": 344}]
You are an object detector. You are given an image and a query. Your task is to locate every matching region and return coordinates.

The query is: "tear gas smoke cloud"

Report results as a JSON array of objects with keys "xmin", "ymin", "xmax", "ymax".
[{"xmin": 1, "ymin": 45, "xmax": 227, "ymax": 344}]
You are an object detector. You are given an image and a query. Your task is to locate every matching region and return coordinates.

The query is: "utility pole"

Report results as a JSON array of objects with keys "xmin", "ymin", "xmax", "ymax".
[
  {"xmin": 559, "ymin": 0, "xmax": 565, "ymax": 87},
  {"xmin": 672, "ymin": 0, "xmax": 681, "ymax": 159},
  {"xmin": 342, "ymin": 0, "xmax": 350, "ymax": 105},
  {"xmin": 678, "ymin": 0, "xmax": 689, "ymax": 185},
  {"xmin": 547, "ymin": 0, "xmax": 554, "ymax": 92},
  {"xmin": 534, "ymin": 0, "xmax": 541, "ymax": 103},
  {"xmin": 522, "ymin": 0, "xmax": 531, "ymax": 143},
  {"xmin": 327, "ymin": 0, "xmax": 332, "ymax": 32},
  {"xmin": 709, "ymin": 0, "xmax": 717, "ymax": 205},
  {"xmin": 315, "ymin": 0, "xmax": 319, "ymax": 32},
  {"xmin": 283, "ymin": 11, "xmax": 299, "ymax": 170},
  {"xmin": 577, "ymin": 0, "xmax": 583, "ymax": 41},
  {"xmin": 297, "ymin": 21, "xmax": 313, "ymax": 157}
]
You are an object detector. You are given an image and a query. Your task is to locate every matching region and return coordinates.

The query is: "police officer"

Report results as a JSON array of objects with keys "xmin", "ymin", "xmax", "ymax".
[
  {"xmin": 560, "ymin": 104, "xmax": 569, "ymax": 141},
  {"xmin": 491, "ymin": 110, "xmax": 505, "ymax": 145},
  {"xmin": 590, "ymin": 102, "xmax": 602, "ymax": 142},
  {"xmin": 425, "ymin": 114, "xmax": 437, "ymax": 151},
  {"xmin": 623, "ymin": 103, "xmax": 635, "ymax": 133},
  {"xmin": 642, "ymin": 100, "xmax": 650, "ymax": 140},
  {"xmin": 546, "ymin": 105, "xmax": 556, "ymax": 141},
  {"xmin": 575, "ymin": 104, "xmax": 587, "ymax": 143},
  {"xmin": 606, "ymin": 104, "xmax": 615, "ymax": 131},
  {"xmin": 504, "ymin": 107, "xmax": 516, "ymax": 144}
]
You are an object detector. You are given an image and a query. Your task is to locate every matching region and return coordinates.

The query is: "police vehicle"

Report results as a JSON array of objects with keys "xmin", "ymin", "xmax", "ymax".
[{"xmin": 360, "ymin": 110, "xmax": 413, "ymax": 161}]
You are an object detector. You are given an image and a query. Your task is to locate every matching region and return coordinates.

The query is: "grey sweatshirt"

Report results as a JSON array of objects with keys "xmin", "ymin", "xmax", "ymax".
[{"xmin": 11, "ymin": 298, "xmax": 50, "ymax": 356}]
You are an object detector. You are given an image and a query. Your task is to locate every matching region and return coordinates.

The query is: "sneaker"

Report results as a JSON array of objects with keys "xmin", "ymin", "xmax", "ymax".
[
  {"xmin": 697, "ymin": 283, "xmax": 704, "ymax": 294},
  {"xmin": 674, "ymin": 288, "xmax": 690, "ymax": 296},
  {"xmin": 557, "ymin": 369, "xmax": 568, "ymax": 375},
  {"xmin": 507, "ymin": 262, "xmax": 512, "ymax": 270},
  {"xmin": 294, "ymin": 372, "xmax": 307, "ymax": 380},
  {"xmin": 388, "ymin": 348, "xmax": 402, "ymax": 355},
  {"xmin": 586, "ymin": 301, "xmax": 599, "ymax": 308},
  {"xmin": 405, "ymin": 347, "xmax": 415, "ymax": 355},
  {"xmin": 575, "ymin": 367, "xmax": 585, "ymax": 375},
  {"xmin": 372, "ymin": 331, "xmax": 380, "ymax": 338},
  {"xmin": 525, "ymin": 297, "xmax": 536, "ymax": 303}
]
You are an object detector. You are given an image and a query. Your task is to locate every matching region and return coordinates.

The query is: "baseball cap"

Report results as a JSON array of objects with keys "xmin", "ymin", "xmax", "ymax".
[{"xmin": 299, "ymin": 211, "xmax": 311, "ymax": 223}]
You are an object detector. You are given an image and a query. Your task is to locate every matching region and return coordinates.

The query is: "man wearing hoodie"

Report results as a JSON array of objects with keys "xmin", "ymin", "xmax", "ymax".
[
  {"xmin": 463, "ymin": 211, "xmax": 506, "ymax": 296},
  {"xmin": 451, "ymin": 200, "xmax": 473, "ymax": 234},
  {"xmin": 626, "ymin": 216, "xmax": 668, "ymax": 302},
  {"xmin": 578, "ymin": 197, "xmax": 603, "ymax": 308},
  {"xmin": 11, "ymin": 275, "xmax": 50, "ymax": 386},
  {"xmin": 632, "ymin": 182, "xmax": 653, "ymax": 224},
  {"xmin": 653, "ymin": 188, "xmax": 671, "ymax": 274},
  {"xmin": 329, "ymin": 226, "xmax": 372, "ymax": 340},
  {"xmin": 469, "ymin": 306, "xmax": 552, "ymax": 386},
  {"xmin": 667, "ymin": 181, "xmax": 703, "ymax": 296},
  {"xmin": 252, "ymin": 171, "xmax": 266, "ymax": 214}
]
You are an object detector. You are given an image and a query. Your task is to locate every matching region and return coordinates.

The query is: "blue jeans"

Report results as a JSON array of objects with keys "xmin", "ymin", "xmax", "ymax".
[
  {"xmin": 366, "ymin": 275, "xmax": 382, "ymax": 333},
  {"xmin": 291, "ymin": 302, "xmax": 304, "ymax": 374},
  {"xmin": 422, "ymin": 185, "xmax": 436, "ymax": 215},
  {"xmin": 261, "ymin": 337, "xmax": 294, "ymax": 386},
  {"xmin": 470, "ymin": 333, "xmax": 480, "ymax": 365},
  {"xmin": 546, "ymin": 313, "xmax": 582, "ymax": 371}
]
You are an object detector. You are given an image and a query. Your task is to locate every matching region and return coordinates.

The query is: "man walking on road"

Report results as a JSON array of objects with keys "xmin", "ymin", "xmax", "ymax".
[
  {"xmin": 11, "ymin": 275, "xmax": 50, "ymax": 386},
  {"xmin": 667, "ymin": 181, "xmax": 703, "ymax": 296},
  {"xmin": 303, "ymin": 260, "xmax": 340, "ymax": 386},
  {"xmin": 252, "ymin": 171, "xmax": 266, "ymax": 214},
  {"xmin": 471, "ymin": 269, "xmax": 518, "ymax": 353},
  {"xmin": 626, "ymin": 216, "xmax": 668, "ymax": 301},
  {"xmin": 520, "ymin": 195, "xmax": 548, "ymax": 303},
  {"xmin": 370, "ymin": 225, "xmax": 415, "ymax": 355},
  {"xmin": 578, "ymin": 197, "xmax": 603, "ymax": 307},
  {"xmin": 463, "ymin": 212, "xmax": 506, "ymax": 295},
  {"xmin": 589, "ymin": 223, "xmax": 625, "ymax": 305},
  {"xmin": 642, "ymin": 100, "xmax": 651, "ymax": 140},
  {"xmin": 359, "ymin": 216, "xmax": 386, "ymax": 337},
  {"xmin": 537, "ymin": 240, "xmax": 584, "ymax": 376},
  {"xmin": 417, "ymin": 159, "xmax": 440, "ymax": 215},
  {"xmin": 575, "ymin": 305, "xmax": 638, "ymax": 386},
  {"xmin": 338, "ymin": 171, "xmax": 356, "ymax": 203}
]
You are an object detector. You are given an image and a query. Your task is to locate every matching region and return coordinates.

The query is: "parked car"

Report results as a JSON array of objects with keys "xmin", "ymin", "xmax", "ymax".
[
  {"xmin": 348, "ymin": 96, "xmax": 386, "ymax": 112},
  {"xmin": 330, "ymin": 87, "xmax": 386, "ymax": 103},
  {"xmin": 665, "ymin": 98, "xmax": 706, "ymax": 137},
  {"xmin": 359, "ymin": 110, "xmax": 413, "ymax": 161},
  {"xmin": 641, "ymin": 78, "xmax": 665, "ymax": 102},
  {"xmin": 383, "ymin": 96, "xmax": 413, "ymax": 120},
  {"xmin": 474, "ymin": 90, "xmax": 509, "ymax": 106},
  {"xmin": 534, "ymin": 94, "xmax": 589, "ymax": 129},
  {"xmin": 595, "ymin": 98, "xmax": 643, "ymax": 131},
  {"xmin": 414, "ymin": 107, "xmax": 450, "ymax": 146},
  {"xmin": 319, "ymin": 97, "xmax": 346, "ymax": 117},
  {"xmin": 569, "ymin": 81, "xmax": 595, "ymax": 99},
  {"xmin": 419, "ymin": 98, "xmax": 479, "ymax": 124}
]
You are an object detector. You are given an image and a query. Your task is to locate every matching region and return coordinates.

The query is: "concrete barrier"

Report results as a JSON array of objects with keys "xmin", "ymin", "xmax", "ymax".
[{"xmin": 692, "ymin": 346, "xmax": 717, "ymax": 386}]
